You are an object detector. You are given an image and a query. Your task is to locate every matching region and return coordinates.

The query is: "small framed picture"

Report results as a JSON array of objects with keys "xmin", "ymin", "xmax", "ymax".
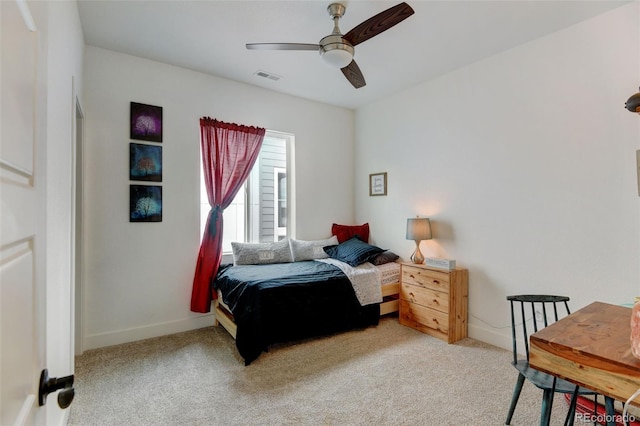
[
  {"xmin": 369, "ymin": 172, "xmax": 387, "ymax": 196},
  {"xmin": 130, "ymin": 143, "xmax": 162, "ymax": 182},
  {"xmin": 130, "ymin": 102, "xmax": 162, "ymax": 142},
  {"xmin": 130, "ymin": 185, "xmax": 162, "ymax": 222}
]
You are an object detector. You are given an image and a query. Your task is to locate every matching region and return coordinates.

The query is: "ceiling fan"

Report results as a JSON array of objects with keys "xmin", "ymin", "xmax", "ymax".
[{"xmin": 246, "ymin": 2, "xmax": 415, "ymax": 89}]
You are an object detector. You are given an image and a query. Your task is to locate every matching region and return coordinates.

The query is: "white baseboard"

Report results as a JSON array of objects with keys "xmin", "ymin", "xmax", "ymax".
[
  {"xmin": 468, "ymin": 322, "xmax": 512, "ymax": 352},
  {"xmin": 82, "ymin": 314, "xmax": 216, "ymax": 352}
]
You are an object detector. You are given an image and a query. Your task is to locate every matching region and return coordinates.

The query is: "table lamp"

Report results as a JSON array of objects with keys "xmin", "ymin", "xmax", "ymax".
[{"xmin": 406, "ymin": 217, "xmax": 432, "ymax": 264}]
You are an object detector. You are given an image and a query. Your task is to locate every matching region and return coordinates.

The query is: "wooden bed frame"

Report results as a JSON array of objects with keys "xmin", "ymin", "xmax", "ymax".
[{"xmin": 213, "ymin": 281, "xmax": 400, "ymax": 340}]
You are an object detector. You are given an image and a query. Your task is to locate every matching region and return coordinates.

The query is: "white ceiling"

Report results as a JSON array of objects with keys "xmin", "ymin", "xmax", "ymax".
[{"xmin": 77, "ymin": 0, "xmax": 628, "ymax": 110}]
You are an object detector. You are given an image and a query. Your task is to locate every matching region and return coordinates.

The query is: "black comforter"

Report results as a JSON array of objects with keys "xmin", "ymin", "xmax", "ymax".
[{"xmin": 213, "ymin": 261, "xmax": 380, "ymax": 365}]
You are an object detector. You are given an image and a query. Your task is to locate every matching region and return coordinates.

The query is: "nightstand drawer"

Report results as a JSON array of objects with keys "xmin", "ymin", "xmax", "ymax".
[
  {"xmin": 401, "ymin": 265, "xmax": 450, "ymax": 293},
  {"xmin": 399, "ymin": 299, "xmax": 449, "ymax": 339},
  {"xmin": 400, "ymin": 282, "xmax": 449, "ymax": 313}
]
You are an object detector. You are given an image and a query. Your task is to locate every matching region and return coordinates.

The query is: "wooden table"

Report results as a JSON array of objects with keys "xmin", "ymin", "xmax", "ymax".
[{"xmin": 530, "ymin": 301, "xmax": 640, "ymax": 426}]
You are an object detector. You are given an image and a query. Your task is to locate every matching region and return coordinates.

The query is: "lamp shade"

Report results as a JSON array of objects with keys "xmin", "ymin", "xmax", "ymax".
[{"xmin": 406, "ymin": 218, "xmax": 432, "ymax": 241}]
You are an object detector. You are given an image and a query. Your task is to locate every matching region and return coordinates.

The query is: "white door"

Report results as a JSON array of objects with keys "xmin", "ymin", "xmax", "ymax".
[{"xmin": 1, "ymin": 1, "xmax": 47, "ymax": 424}]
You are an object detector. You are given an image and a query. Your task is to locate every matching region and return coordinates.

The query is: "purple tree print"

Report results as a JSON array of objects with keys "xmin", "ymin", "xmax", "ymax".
[{"xmin": 130, "ymin": 102, "xmax": 162, "ymax": 142}]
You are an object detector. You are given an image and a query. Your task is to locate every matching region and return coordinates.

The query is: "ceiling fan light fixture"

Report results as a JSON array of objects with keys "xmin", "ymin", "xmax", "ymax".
[
  {"xmin": 319, "ymin": 35, "xmax": 354, "ymax": 68},
  {"xmin": 321, "ymin": 47, "xmax": 353, "ymax": 68},
  {"xmin": 626, "ymin": 87, "xmax": 640, "ymax": 113}
]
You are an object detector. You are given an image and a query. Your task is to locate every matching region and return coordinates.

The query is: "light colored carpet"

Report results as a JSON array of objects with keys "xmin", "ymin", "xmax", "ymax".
[{"xmin": 68, "ymin": 316, "xmax": 577, "ymax": 425}]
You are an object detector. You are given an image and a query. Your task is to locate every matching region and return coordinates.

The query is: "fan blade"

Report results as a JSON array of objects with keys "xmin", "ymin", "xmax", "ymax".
[
  {"xmin": 343, "ymin": 2, "xmax": 414, "ymax": 47},
  {"xmin": 341, "ymin": 60, "xmax": 366, "ymax": 89},
  {"xmin": 246, "ymin": 43, "xmax": 320, "ymax": 51}
]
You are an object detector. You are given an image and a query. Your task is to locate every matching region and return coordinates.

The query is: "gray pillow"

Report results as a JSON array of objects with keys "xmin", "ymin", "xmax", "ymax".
[
  {"xmin": 289, "ymin": 236, "xmax": 339, "ymax": 262},
  {"xmin": 370, "ymin": 251, "xmax": 400, "ymax": 266},
  {"xmin": 231, "ymin": 238, "xmax": 293, "ymax": 265}
]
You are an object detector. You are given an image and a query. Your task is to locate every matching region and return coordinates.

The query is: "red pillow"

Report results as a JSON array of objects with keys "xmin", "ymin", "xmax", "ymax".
[{"xmin": 331, "ymin": 223, "xmax": 370, "ymax": 243}]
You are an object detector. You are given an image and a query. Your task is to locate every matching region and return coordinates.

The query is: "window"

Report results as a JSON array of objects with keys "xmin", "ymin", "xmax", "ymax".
[
  {"xmin": 274, "ymin": 168, "xmax": 286, "ymax": 241},
  {"xmin": 200, "ymin": 131, "xmax": 292, "ymax": 253}
]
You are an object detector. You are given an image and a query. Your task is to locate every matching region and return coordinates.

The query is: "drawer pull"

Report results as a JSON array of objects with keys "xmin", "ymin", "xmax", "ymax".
[{"xmin": 433, "ymin": 280, "xmax": 440, "ymax": 284}]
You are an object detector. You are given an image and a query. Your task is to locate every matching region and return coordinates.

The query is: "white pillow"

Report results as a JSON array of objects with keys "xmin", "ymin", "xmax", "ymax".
[
  {"xmin": 231, "ymin": 238, "xmax": 293, "ymax": 265},
  {"xmin": 289, "ymin": 236, "xmax": 339, "ymax": 262}
]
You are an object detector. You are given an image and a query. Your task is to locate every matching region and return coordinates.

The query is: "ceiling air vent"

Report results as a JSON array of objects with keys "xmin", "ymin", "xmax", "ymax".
[{"xmin": 254, "ymin": 70, "xmax": 281, "ymax": 81}]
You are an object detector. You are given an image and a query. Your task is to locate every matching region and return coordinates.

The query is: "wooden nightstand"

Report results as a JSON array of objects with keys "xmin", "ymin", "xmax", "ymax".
[{"xmin": 399, "ymin": 262, "xmax": 469, "ymax": 343}]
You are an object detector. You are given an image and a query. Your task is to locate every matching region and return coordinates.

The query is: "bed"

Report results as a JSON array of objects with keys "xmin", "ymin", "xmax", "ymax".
[{"xmin": 212, "ymin": 235, "xmax": 400, "ymax": 365}]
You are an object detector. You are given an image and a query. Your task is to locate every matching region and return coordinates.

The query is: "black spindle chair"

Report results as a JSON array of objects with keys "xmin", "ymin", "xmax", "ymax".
[{"xmin": 505, "ymin": 295, "xmax": 599, "ymax": 426}]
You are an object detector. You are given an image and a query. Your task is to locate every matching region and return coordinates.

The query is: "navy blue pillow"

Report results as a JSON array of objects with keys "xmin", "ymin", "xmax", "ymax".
[{"xmin": 323, "ymin": 236, "xmax": 385, "ymax": 267}]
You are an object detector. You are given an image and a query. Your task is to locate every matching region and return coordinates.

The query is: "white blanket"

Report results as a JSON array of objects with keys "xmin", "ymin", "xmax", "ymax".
[{"xmin": 316, "ymin": 258, "xmax": 382, "ymax": 306}]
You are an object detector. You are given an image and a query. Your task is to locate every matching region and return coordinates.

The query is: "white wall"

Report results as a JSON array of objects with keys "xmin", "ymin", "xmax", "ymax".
[
  {"xmin": 82, "ymin": 47, "xmax": 354, "ymax": 350},
  {"xmin": 355, "ymin": 3, "xmax": 640, "ymax": 350}
]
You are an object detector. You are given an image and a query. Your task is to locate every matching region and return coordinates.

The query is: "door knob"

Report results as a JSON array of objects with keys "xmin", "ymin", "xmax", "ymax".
[
  {"xmin": 57, "ymin": 387, "xmax": 75, "ymax": 409},
  {"xmin": 38, "ymin": 369, "xmax": 75, "ymax": 409}
]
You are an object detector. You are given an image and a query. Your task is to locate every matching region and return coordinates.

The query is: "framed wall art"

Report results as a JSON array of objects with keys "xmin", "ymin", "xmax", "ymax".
[
  {"xmin": 130, "ymin": 143, "xmax": 162, "ymax": 182},
  {"xmin": 130, "ymin": 102, "xmax": 162, "ymax": 142},
  {"xmin": 369, "ymin": 172, "xmax": 387, "ymax": 196},
  {"xmin": 130, "ymin": 185, "xmax": 162, "ymax": 222}
]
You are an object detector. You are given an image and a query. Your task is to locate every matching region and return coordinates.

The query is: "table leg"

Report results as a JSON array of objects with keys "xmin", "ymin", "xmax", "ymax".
[{"xmin": 604, "ymin": 396, "xmax": 616, "ymax": 426}]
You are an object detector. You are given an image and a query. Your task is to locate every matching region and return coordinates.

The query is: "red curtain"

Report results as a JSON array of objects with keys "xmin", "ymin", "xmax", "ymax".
[{"xmin": 190, "ymin": 117, "xmax": 265, "ymax": 313}]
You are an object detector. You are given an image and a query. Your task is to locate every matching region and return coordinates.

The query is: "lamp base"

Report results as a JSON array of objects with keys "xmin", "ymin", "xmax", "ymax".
[{"xmin": 410, "ymin": 241, "xmax": 424, "ymax": 264}]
